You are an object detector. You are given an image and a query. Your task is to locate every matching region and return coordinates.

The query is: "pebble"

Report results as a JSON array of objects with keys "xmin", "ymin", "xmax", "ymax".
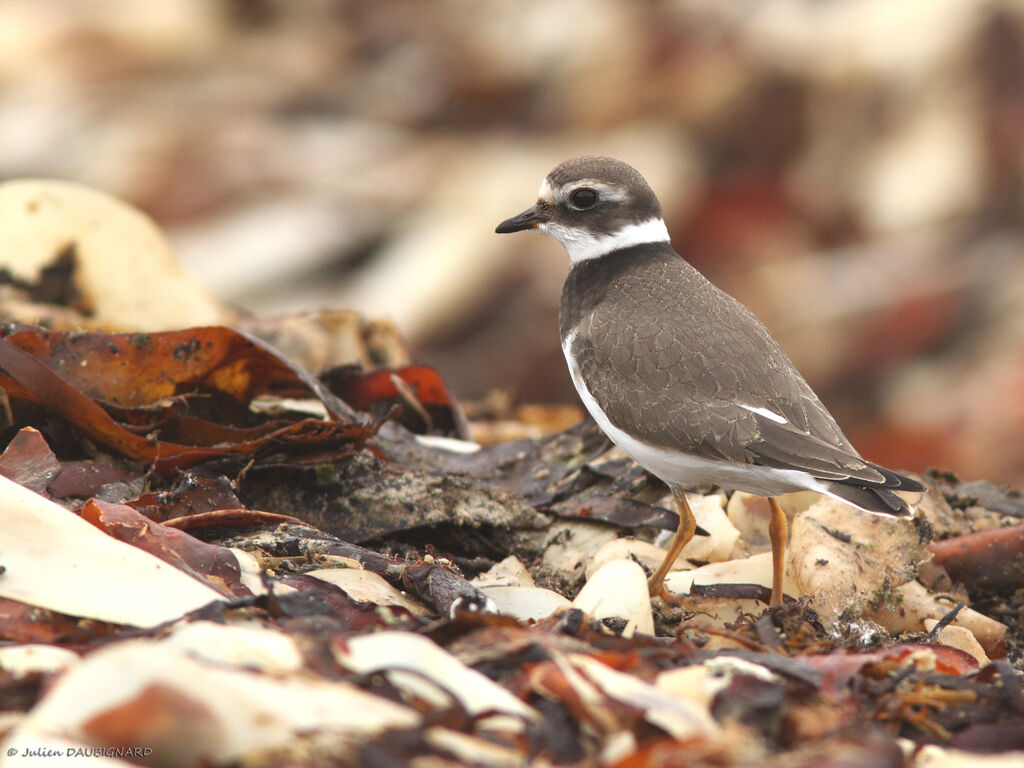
[{"xmin": 572, "ymin": 559, "xmax": 654, "ymax": 637}]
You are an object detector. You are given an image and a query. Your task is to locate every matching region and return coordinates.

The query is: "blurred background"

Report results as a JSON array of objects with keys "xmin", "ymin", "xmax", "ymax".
[{"xmin": 0, "ymin": 0, "xmax": 1021, "ymax": 486}]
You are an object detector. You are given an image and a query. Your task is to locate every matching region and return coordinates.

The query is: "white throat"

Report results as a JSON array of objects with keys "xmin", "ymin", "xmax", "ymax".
[{"xmin": 540, "ymin": 217, "xmax": 670, "ymax": 264}]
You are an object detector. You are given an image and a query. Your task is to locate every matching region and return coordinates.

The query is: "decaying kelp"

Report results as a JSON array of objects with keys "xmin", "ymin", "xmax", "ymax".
[{"xmin": 1, "ymin": 322, "xmax": 1023, "ymax": 767}]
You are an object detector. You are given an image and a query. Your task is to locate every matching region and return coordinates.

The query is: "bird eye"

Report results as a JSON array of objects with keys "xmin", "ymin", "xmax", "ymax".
[{"xmin": 570, "ymin": 188, "xmax": 598, "ymax": 209}]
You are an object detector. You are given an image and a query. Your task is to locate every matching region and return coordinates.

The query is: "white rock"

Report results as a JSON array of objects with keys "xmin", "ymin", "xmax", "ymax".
[
  {"xmin": 478, "ymin": 585, "xmax": 571, "ymax": 622},
  {"xmin": 922, "ymin": 618, "xmax": 990, "ymax": 667},
  {"xmin": 541, "ymin": 520, "xmax": 621, "ymax": 577},
  {"xmin": 916, "ymin": 744, "xmax": 1024, "ymax": 768},
  {"xmin": 5, "ymin": 640, "xmax": 418, "ymax": 767},
  {"xmin": 413, "ymin": 434, "xmax": 482, "ymax": 454},
  {"xmin": 172, "ymin": 197, "xmax": 370, "ymax": 307},
  {"xmin": 676, "ymin": 493, "xmax": 739, "ymax": 563},
  {"xmin": 0, "ymin": 179, "xmax": 226, "ymax": 331},
  {"xmin": 0, "ymin": 644, "xmax": 79, "ymax": 679},
  {"xmin": 601, "ymin": 731, "xmax": 638, "ymax": 766},
  {"xmin": 726, "ymin": 491, "xmax": 770, "ymax": 550},
  {"xmin": 656, "ymin": 658, "xmax": 782, "ymax": 720},
  {"xmin": 472, "ymin": 555, "xmax": 536, "ymax": 588},
  {"xmin": 572, "ymin": 559, "xmax": 654, "ymax": 637},
  {"xmin": 655, "ymin": 665, "xmax": 731, "ymax": 711},
  {"xmin": 0, "ymin": 475, "xmax": 223, "ymax": 628},
  {"xmin": 726, "ymin": 491, "xmax": 821, "ymax": 552},
  {"xmin": 788, "ymin": 497, "xmax": 929, "ymax": 624},
  {"xmin": 307, "ymin": 568, "xmax": 431, "ymax": 616},
  {"xmin": 586, "ymin": 536, "xmax": 675, "ymax": 580},
  {"xmin": 868, "ymin": 580, "xmax": 1006, "ymax": 656},
  {"xmin": 334, "ymin": 631, "xmax": 539, "ymax": 731},
  {"xmin": 568, "ymin": 654, "xmax": 718, "ymax": 739},
  {"xmin": 163, "ymin": 621, "xmax": 304, "ymax": 673},
  {"xmin": 230, "ymin": 548, "xmax": 269, "ymax": 596},
  {"xmin": 423, "ymin": 727, "xmax": 529, "ymax": 768},
  {"xmin": 664, "ymin": 551, "xmax": 783, "ymax": 595}
]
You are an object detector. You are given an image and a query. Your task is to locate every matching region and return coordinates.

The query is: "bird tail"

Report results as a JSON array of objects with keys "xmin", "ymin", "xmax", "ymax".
[{"xmin": 825, "ymin": 465, "xmax": 924, "ymax": 517}]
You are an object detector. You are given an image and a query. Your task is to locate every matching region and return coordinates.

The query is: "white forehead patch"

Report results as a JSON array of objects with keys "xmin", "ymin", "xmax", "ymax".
[
  {"xmin": 539, "ymin": 217, "xmax": 670, "ymax": 264},
  {"xmin": 538, "ymin": 177, "xmax": 555, "ymax": 202}
]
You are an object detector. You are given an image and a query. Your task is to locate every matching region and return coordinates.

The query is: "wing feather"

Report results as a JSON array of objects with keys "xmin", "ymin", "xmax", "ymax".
[{"xmin": 567, "ymin": 250, "xmax": 894, "ymax": 486}]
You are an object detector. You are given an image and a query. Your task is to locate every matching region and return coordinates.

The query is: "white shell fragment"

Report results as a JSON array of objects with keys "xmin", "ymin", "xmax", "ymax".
[
  {"xmin": 921, "ymin": 619, "xmax": 990, "ymax": 667},
  {"xmin": 423, "ymin": 727, "xmax": 528, "ymax": 768},
  {"xmin": 230, "ymin": 548, "xmax": 269, "ymax": 597},
  {"xmin": 916, "ymin": 744, "xmax": 1024, "ymax": 768},
  {"xmin": 333, "ymin": 631, "xmax": 539, "ymax": 729},
  {"xmin": 0, "ymin": 179, "xmax": 226, "ymax": 331},
  {"xmin": 655, "ymin": 665, "xmax": 732, "ymax": 711},
  {"xmin": 660, "ymin": 552, "xmax": 783, "ymax": 622},
  {"xmin": 162, "ymin": 621, "xmax": 305, "ymax": 673},
  {"xmin": 477, "ymin": 586, "xmax": 571, "ymax": 622},
  {"xmin": 541, "ymin": 520, "xmax": 621, "ymax": 577},
  {"xmin": 568, "ymin": 654, "xmax": 718, "ymax": 740},
  {"xmin": 654, "ymin": 656, "xmax": 779, "ymax": 715},
  {"xmin": 413, "ymin": 434, "xmax": 482, "ymax": 454},
  {"xmin": 725, "ymin": 492, "xmax": 771, "ymax": 549},
  {"xmin": 0, "ymin": 476, "xmax": 224, "ymax": 628},
  {"xmin": 468, "ymin": 561, "xmax": 565, "ymax": 626},
  {"xmin": 726, "ymin": 491, "xmax": 822, "ymax": 552},
  {"xmin": 572, "ymin": 559, "xmax": 654, "ymax": 637},
  {"xmin": 586, "ymin": 536, "xmax": 681, "ymax": 579},
  {"xmin": 643, "ymin": 493, "xmax": 741, "ymax": 579},
  {"xmin": 5, "ymin": 640, "xmax": 419, "ymax": 767},
  {"xmin": 663, "ymin": 551, "xmax": 791, "ymax": 596},
  {"xmin": 472, "ymin": 555, "xmax": 536, "ymax": 588},
  {"xmin": 0, "ymin": 645, "xmax": 80, "ymax": 679},
  {"xmin": 867, "ymin": 580, "xmax": 1006, "ymax": 656},
  {"xmin": 676, "ymin": 493, "xmax": 740, "ymax": 563},
  {"xmin": 307, "ymin": 568, "xmax": 432, "ymax": 616}
]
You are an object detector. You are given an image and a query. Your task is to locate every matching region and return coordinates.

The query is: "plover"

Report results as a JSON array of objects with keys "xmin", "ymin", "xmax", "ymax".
[{"xmin": 496, "ymin": 155, "xmax": 923, "ymax": 605}]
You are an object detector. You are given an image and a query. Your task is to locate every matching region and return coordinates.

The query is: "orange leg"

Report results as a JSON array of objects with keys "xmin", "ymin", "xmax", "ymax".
[
  {"xmin": 767, "ymin": 497, "xmax": 788, "ymax": 606},
  {"xmin": 648, "ymin": 490, "xmax": 697, "ymax": 596}
]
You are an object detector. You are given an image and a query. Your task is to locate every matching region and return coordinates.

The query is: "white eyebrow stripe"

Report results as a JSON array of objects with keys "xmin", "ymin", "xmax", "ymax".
[
  {"xmin": 739, "ymin": 404, "xmax": 788, "ymax": 424},
  {"xmin": 540, "ymin": 177, "xmax": 628, "ymax": 205},
  {"xmin": 580, "ymin": 181, "xmax": 627, "ymax": 203},
  {"xmin": 562, "ymin": 180, "xmax": 627, "ymax": 203}
]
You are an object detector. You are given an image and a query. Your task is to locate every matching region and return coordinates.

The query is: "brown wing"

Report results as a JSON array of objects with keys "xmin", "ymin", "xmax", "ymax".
[{"xmin": 565, "ymin": 250, "xmax": 887, "ymax": 485}]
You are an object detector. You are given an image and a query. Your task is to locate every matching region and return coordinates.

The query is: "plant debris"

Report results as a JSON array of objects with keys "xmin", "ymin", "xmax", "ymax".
[{"xmin": 0, "ymin": 319, "xmax": 1022, "ymax": 767}]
